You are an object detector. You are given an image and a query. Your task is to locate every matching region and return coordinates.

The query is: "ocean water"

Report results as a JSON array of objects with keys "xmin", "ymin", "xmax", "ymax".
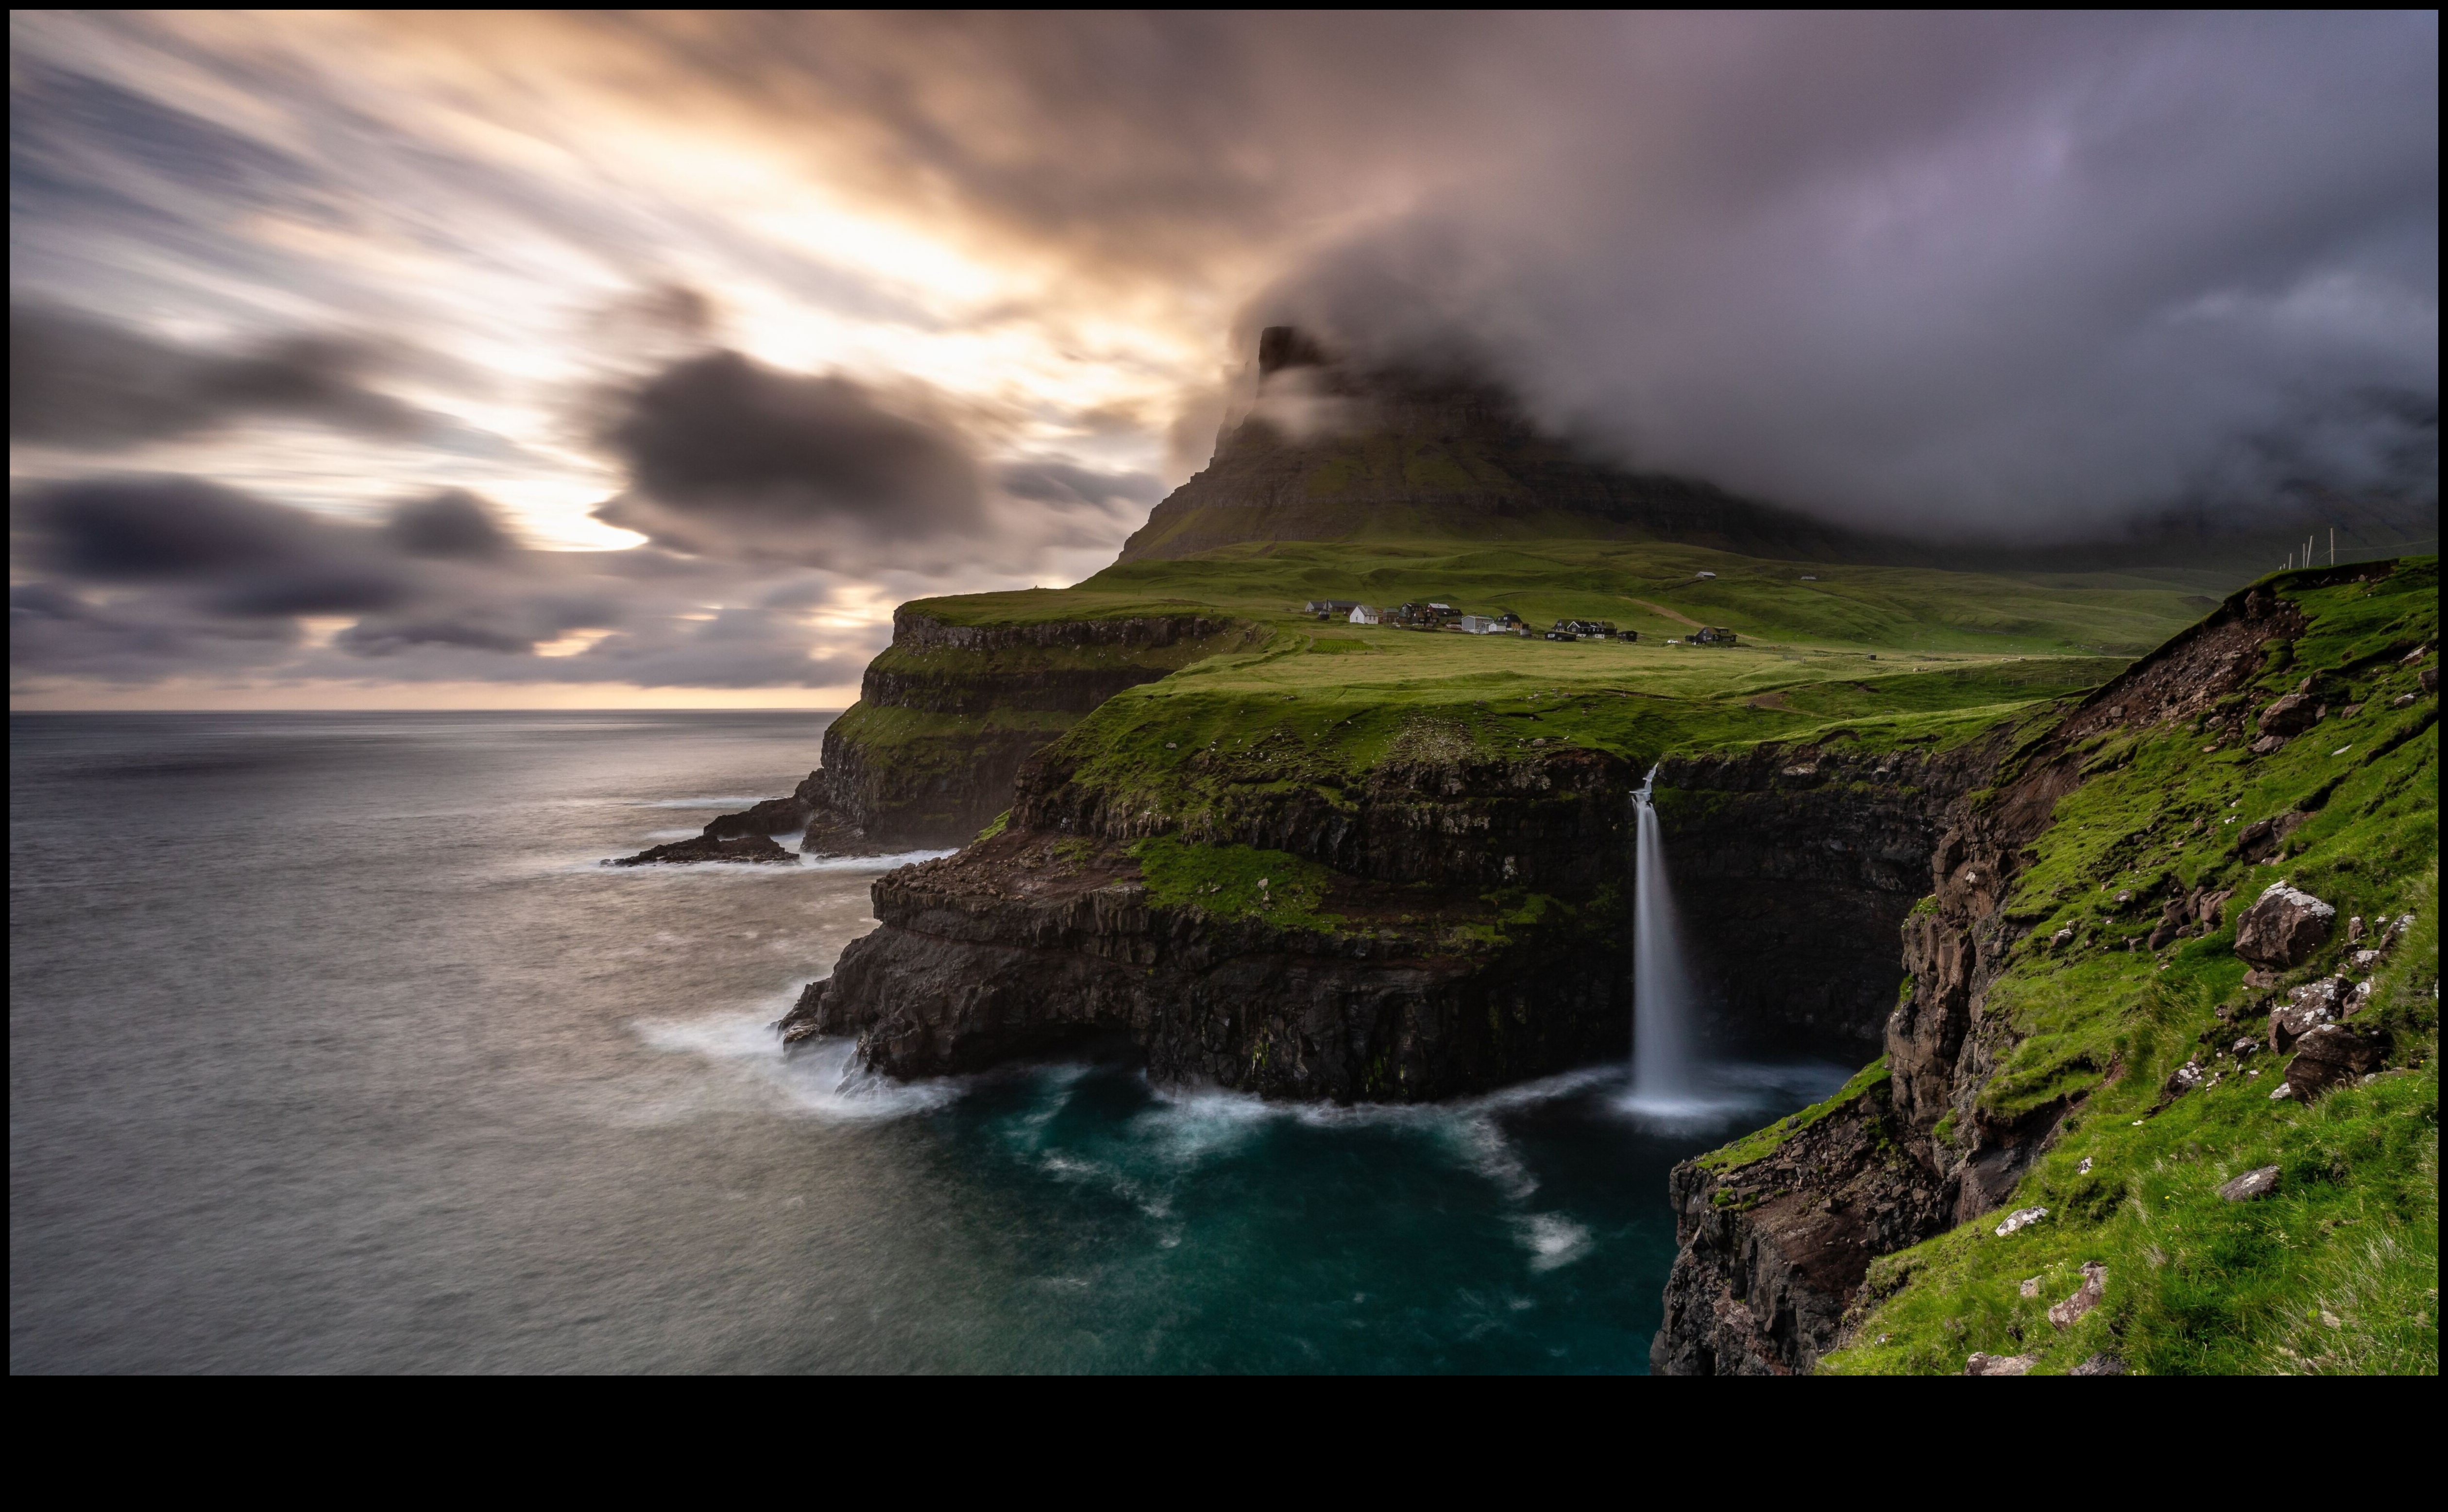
[{"xmin": 9, "ymin": 711, "xmax": 1846, "ymax": 1374}]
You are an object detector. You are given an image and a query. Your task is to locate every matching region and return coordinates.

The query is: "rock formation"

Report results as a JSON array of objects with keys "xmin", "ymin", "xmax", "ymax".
[
  {"xmin": 782, "ymin": 741, "xmax": 1634, "ymax": 1100},
  {"xmin": 607, "ymin": 832, "xmax": 796, "ymax": 866},
  {"xmin": 659, "ymin": 606, "xmax": 1260, "ymax": 859}
]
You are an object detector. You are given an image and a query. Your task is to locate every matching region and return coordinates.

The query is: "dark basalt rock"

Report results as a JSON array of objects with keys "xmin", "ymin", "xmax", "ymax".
[
  {"xmin": 1651, "ymin": 740, "xmax": 1996, "ymax": 1060},
  {"xmin": 1651, "ymin": 1074, "xmax": 1948, "ymax": 1376},
  {"xmin": 699, "ymin": 795, "xmax": 812, "ymax": 841},
  {"xmin": 607, "ymin": 832, "xmax": 796, "ymax": 866},
  {"xmin": 781, "ymin": 740, "xmax": 1636, "ymax": 1101},
  {"xmin": 780, "ymin": 830, "xmax": 1627, "ymax": 1102}
]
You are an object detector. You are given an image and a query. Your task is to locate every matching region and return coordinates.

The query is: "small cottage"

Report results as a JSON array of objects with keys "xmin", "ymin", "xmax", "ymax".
[
  {"xmin": 1547, "ymin": 618, "xmax": 1617, "ymax": 641},
  {"xmin": 1348, "ymin": 604, "xmax": 1381, "ymax": 626},
  {"xmin": 1303, "ymin": 599, "xmax": 1362, "ymax": 619},
  {"xmin": 1690, "ymin": 626, "xmax": 1739, "ymax": 646}
]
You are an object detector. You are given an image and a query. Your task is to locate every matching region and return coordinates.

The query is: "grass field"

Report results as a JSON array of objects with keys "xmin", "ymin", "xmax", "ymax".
[
  {"xmin": 920, "ymin": 537, "xmax": 2230, "ymax": 654},
  {"xmin": 901, "ymin": 535, "xmax": 2246, "ymax": 796}
]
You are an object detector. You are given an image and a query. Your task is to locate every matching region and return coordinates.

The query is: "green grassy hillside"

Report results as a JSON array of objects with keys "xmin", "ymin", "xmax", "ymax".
[
  {"xmin": 1071, "ymin": 538, "xmax": 2230, "ymax": 655},
  {"xmin": 899, "ymin": 537, "xmax": 2231, "ymax": 821},
  {"xmin": 1766, "ymin": 562, "xmax": 2440, "ymax": 1375}
]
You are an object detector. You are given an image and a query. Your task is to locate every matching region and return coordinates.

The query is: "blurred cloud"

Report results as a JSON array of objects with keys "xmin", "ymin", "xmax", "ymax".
[
  {"xmin": 11, "ymin": 303, "xmax": 433, "ymax": 448},
  {"xmin": 592, "ymin": 349, "xmax": 985, "ymax": 562},
  {"xmin": 8, "ymin": 473, "xmax": 881, "ymax": 691},
  {"xmin": 7, "ymin": 11, "xmax": 2437, "ymax": 703}
]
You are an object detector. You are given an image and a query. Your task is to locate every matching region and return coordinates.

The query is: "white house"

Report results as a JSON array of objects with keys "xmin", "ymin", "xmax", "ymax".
[
  {"xmin": 1457, "ymin": 615, "xmax": 1500, "ymax": 634},
  {"xmin": 1348, "ymin": 605, "xmax": 1382, "ymax": 625}
]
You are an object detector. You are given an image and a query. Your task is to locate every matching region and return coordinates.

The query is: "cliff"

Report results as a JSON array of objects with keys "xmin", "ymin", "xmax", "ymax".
[
  {"xmin": 637, "ymin": 605, "xmax": 1261, "ymax": 861},
  {"xmin": 782, "ymin": 733, "xmax": 1635, "ymax": 1100},
  {"xmin": 1651, "ymin": 561, "xmax": 2438, "ymax": 1375}
]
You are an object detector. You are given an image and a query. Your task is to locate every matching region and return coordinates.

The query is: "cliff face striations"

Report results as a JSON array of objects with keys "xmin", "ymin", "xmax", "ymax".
[
  {"xmin": 796, "ymin": 608, "xmax": 1258, "ymax": 850},
  {"xmin": 646, "ymin": 607, "xmax": 1259, "ymax": 861},
  {"xmin": 783, "ymin": 737, "xmax": 1637, "ymax": 1101},
  {"xmin": 1653, "ymin": 739, "xmax": 2006, "ymax": 1060}
]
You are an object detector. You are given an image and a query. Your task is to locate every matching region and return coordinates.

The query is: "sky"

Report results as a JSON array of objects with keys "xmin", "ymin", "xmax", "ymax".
[{"xmin": 9, "ymin": 11, "xmax": 2437, "ymax": 709}]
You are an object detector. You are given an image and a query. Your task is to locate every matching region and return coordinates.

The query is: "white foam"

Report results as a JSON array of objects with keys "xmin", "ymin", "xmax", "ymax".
[
  {"xmin": 1517, "ymin": 1213, "xmax": 1593, "ymax": 1272},
  {"xmin": 633, "ymin": 796, "xmax": 775, "ymax": 808},
  {"xmin": 1139, "ymin": 1070, "xmax": 1616, "ymax": 1200},
  {"xmin": 1127, "ymin": 1083, "xmax": 1279, "ymax": 1167},
  {"xmin": 797, "ymin": 849, "xmax": 954, "ymax": 871},
  {"xmin": 633, "ymin": 1009, "xmax": 960, "ymax": 1121}
]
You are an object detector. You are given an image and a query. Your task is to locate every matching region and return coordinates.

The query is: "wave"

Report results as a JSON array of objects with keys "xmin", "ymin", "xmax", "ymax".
[
  {"xmin": 634, "ymin": 1008, "xmax": 961, "ymax": 1121},
  {"xmin": 796, "ymin": 848, "xmax": 955, "ymax": 872},
  {"xmin": 1517, "ymin": 1213, "xmax": 1593, "ymax": 1272},
  {"xmin": 629, "ymin": 795, "xmax": 778, "ymax": 809},
  {"xmin": 549, "ymin": 845, "xmax": 954, "ymax": 877}
]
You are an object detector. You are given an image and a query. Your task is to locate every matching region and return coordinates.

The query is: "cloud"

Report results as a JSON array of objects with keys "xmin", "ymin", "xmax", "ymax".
[
  {"xmin": 10, "ymin": 303, "xmax": 432, "ymax": 449},
  {"xmin": 8, "ymin": 12, "xmax": 2438, "ymax": 710},
  {"xmin": 1225, "ymin": 13, "xmax": 2440, "ymax": 534},
  {"xmin": 997, "ymin": 459, "xmax": 1164, "ymax": 512},
  {"xmin": 533, "ymin": 12, "xmax": 2439, "ymax": 537},
  {"xmin": 13, "ymin": 474, "xmax": 415, "ymax": 615},
  {"xmin": 385, "ymin": 489, "xmax": 518, "ymax": 559},
  {"xmin": 591, "ymin": 349, "xmax": 986, "ymax": 563},
  {"xmin": 7, "ymin": 472, "xmax": 885, "ymax": 689}
]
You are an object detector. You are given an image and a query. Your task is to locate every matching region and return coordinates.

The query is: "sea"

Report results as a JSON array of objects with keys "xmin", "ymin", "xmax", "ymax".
[{"xmin": 9, "ymin": 711, "xmax": 1845, "ymax": 1374}]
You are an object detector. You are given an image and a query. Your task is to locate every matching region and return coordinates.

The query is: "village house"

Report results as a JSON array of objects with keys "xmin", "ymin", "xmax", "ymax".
[
  {"xmin": 1302, "ymin": 599, "xmax": 1362, "ymax": 619},
  {"xmin": 1690, "ymin": 626, "xmax": 1739, "ymax": 646},
  {"xmin": 1546, "ymin": 618, "xmax": 1617, "ymax": 641},
  {"xmin": 1389, "ymin": 600, "xmax": 1462, "ymax": 629},
  {"xmin": 1347, "ymin": 604, "xmax": 1381, "ymax": 625}
]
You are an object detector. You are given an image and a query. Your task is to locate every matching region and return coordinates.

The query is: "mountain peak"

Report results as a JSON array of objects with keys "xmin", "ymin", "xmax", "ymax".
[{"xmin": 1118, "ymin": 327, "xmax": 1858, "ymax": 563}]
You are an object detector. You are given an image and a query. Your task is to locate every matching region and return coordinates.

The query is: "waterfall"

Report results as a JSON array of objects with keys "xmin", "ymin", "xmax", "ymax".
[{"xmin": 1630, "ymin": 765, "xmax": 1698, "ymax": 1100}]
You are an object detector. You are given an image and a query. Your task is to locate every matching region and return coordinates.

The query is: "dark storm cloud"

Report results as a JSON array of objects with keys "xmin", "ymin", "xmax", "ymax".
[
  {"xmin": 13, "ymin": 474, "xmax": 412, "ymax": 613},
  {"xmin": 385, "ymin": 490, "xmax": 517, "ymax": 559},
  {"xmin": 1227, "ymin": 13, "xmax": 2440, "ymax": 534},
  {"xmin": 8, "ymin": 472, "xmax": 873, "ymax": 689},
  {"xmin": 11, "ymin": 303, "xmax": 431, "ymax": 449},
  {"xmin": 591, "ymin": 349, "xmax": 986, "ymax": 561},
  {"xmin": 606, "ymin": 11, "xmax": 2437, "ymax": 537}
]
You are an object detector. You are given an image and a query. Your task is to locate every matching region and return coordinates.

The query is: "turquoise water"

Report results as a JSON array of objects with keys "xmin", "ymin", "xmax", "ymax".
[{"xmin": 9, "ymin": 711, "xmax": 1843, "ymax": 1373}]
